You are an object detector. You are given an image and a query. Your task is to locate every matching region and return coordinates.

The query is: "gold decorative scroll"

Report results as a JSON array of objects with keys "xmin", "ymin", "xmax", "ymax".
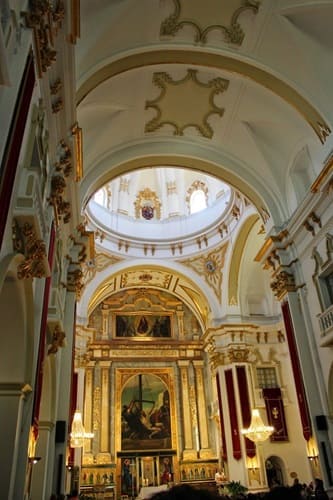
[
  {"xmin": 12, "ymin": 219, "xmax": 49, "ymax": 279},
  {"xmin": 72, "ymin": 122, "xmax": 83, "ymax": 181},
  {"xmin": 160, "ymin": 0, "xmax": 260, "ymax": 45}
]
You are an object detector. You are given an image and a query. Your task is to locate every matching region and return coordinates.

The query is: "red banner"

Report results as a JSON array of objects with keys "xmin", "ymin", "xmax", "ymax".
[
  {"xmin": 263, "ymin": 388, "xmax": 288, "ymax": 441},
  {"xmin": 0, "ymin": 51, "xmax": 35, "ymax": 249},
  {"xmin": 31, "ymin": 222, "xmax": 56, "ymax": 431},
  {"xmin": 225, "ymin": 369, "xmax": 242, "ymax": 460},
  {"xmin": 216, "ymin": 373, "xmax": 228, "ymax": 461},
  {"xmin": 236, "ymin": 366, "xmax": 256, "ymax": 457},
  {"xmin": 282, "ymin": 301, "xmax": 312, "ymax": 440}
]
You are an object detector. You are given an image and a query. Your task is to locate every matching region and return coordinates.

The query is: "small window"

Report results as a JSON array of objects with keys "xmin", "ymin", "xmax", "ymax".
[
  {"xmin": 324, "ymin": 272, "xmax": 333, "ymax": 306},
  {"xmin": 190, "ymin": 189, "xmax": 207, "ymax": 214},
  {"xmin": 256, "ymin": 367, "xmax": 278, "ymax": 389}
]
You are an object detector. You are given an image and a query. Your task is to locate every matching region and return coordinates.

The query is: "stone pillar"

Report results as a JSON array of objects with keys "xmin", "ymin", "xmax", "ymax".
[
  {"xmin": 53, "ymin": 290, "xmax": 77, "ymax": 495},
  {"xmin": 193, "ymin": 360, "xmax": 212, "ymax": 458},
  {"xmin": 177, "ymin": 361, "xmax": 194, "ymax": 458},
  {"xmin": 30, "ymin": 421, "xmax": 54, "ymax": 500},
  {"xmin": 0, "ymin": 383, "xmax": 33, "ymax": 500}
]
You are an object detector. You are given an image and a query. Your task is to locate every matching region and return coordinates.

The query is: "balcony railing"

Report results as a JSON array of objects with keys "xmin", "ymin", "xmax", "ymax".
[{"xmin": 318, "ymin": 304, "xmax": 333, "ymax": 346}]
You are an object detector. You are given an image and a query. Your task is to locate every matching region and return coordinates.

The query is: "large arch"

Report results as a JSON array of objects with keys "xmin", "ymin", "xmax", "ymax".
[
  {"xmin": 76, "ymin": 48, "xmax": 330, "ymax": 145},
  {"xmin": 79, "ymin": 141, "xmax": 285, "ymax": 227},
  {"xmin": 78, "ymin": 260, "xmax": 220, "ymax": 331}
]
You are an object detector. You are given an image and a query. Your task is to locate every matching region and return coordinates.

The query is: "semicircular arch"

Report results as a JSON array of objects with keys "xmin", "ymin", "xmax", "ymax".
[
  {"xmin": 76, "ymin": 48, "xmax": 330, "ymax": 146},
  {"xmin": 78, "ymin": 260, "xmax": 222, "ymax": 332},
  {"xmin": 79, "ymin": 138, "xmax": 285, "ymax": 227}
]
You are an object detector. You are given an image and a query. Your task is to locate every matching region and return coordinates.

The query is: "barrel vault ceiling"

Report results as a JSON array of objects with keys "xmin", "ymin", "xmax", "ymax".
[{"xmin": 75, "ymin": 0, "xmax": 333, "ymax": 324}]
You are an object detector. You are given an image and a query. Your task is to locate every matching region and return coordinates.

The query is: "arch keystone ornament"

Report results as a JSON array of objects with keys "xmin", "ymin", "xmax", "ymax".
[{"xmin": 145, "ymin": 69, "xmax": 229, "ymax": 138}]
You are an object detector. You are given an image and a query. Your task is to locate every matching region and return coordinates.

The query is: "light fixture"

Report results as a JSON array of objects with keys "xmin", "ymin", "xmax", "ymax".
[
  {"xmin": 70, "ymin": 410, "xmax": 94, "ymax": 448},
  {"xmin": 29, "ymin": 456, "xmax": 41, "ymax": 465},
  {"xmin": 241, "ymin": 409, "xmax": 274, "ymax": 443}
]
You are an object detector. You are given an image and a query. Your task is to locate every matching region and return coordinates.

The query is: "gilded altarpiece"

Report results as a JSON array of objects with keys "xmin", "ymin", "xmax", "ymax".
[{"xmin": 115, "ymin": 368, "xmax": 178, "ymax": 490}]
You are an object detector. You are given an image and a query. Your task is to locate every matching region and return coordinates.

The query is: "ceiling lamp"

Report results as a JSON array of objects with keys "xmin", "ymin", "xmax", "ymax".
[
  {"xmin": 241, "ymin": 409, "xmax": 274, "ymax": 443},
  {"xmin": 70, "ymin": 410, "xmax": 94, "ymax": 448}
]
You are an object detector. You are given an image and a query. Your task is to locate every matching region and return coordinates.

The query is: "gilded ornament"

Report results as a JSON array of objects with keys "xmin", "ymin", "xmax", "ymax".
[
  {"xmin": 12, "ymin": 219, "xmax": 48, "ymax": 279},
  {"xmin": 160, "ymin": 0, "xmax": 260, "ymax": 45},
  {"xmin": 24, "ymin": 0, "xmax": 64, "ymax": 77},
  {"xmin": 270, "ymin": 271, "xmax": 296, "ymax": 300},
  {"xmin": 145, "ymin": 69, "xmax": 228, "ymax": 138},
  {"xmin": 48, "ymin": 325, "xmax": 66, "ymax": 355}
]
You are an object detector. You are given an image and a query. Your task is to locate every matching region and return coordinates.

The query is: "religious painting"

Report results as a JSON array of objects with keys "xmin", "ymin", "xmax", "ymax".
[
  {"xmin": 121, "ymin": 458, "xmax": 136, "ymax": 496},
  {"xmin": 115, "ymin": 314, "xmax": 172, "ymax": 338},
  {"xmin": 121, "ymin": 373, "xmax": 171, "ymax": 451},
  {"xmin": 159, "ymin": 456, "xmax": 174, "ymax": 484}
]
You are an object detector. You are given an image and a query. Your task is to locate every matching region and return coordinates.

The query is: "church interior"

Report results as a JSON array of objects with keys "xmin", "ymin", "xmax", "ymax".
[{"xmin": 0, "ymin": 1, "xmax": 333, "ymax": 499}]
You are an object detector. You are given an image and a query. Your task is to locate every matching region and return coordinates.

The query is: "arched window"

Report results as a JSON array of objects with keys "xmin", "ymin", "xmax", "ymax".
[
  {"xmin": 94, "ymin": 188, "xmax": 105, "ymax": 206},
  {"xmin": 190, "ymin": 189, "xmax": 207, "ymax": 214}
]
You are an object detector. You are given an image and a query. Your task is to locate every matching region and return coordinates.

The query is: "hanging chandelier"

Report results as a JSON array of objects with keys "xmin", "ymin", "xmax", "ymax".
[
  {"xmin": 241, "ymin": 409, "xmax": 274, "ymax": 443},
  {"xmin": 70, "ymin": 410, "xmax": 94, "ymax": 448}
]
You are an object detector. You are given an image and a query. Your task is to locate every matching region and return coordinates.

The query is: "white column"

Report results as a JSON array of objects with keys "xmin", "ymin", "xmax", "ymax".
[{"xmin": 0, "ymin": 383, "xmax": 33, "ymax": 500}]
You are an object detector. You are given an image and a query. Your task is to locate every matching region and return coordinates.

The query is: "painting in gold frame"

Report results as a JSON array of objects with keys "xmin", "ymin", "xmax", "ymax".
[
  {"xmin": 115, "ymin": 313, "xmax": 172, "ymax": 338},
  {"xmin": 115, "ymin": 368, "xmax": 177, "ymax": 454}
]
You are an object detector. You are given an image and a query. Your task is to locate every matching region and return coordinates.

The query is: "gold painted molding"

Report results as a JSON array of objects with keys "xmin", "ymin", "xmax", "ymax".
[
  {"xmin": 179, "ymin": 242, "xmax": 228, "ymax": 303},
  {"xmin": 134, "ymin": 187, "xmax": 162, "ymax": 219},
  {"xmin": 228, "ymin": 214, "xmax": 259, "ymax": 305},
  {"xmin": 24, "ymin": 1, "xmax": 64, "ymax": 77},
  {"xmin": 83, "ymin": 154, "xmax": 269, "ymax": 225},
  {"xmin": 145, "ymin": 69, "xmax": 228, "ymax": 138},
  {"xmin": 70, "ymin": 0, "xmax": 80, "ymax": 44},
  {"xmin": 72, "ymin": 122, "xmax": 83, "ymax": 181},
  {"xmin": 311, "ymin": 154, "xmax": 333, "ymax": 192},
  {"xmin": 160, "ymin": 0, "xmax": 260, "ymax": 45},
  {"xmin": 87, "ymin": 265, "xmax": 210, "ymax": 329},
  {"xmin": 82, "ymin": 252, "xmax": 123, "ymax": 286},
  {"xmin": 77, "ymin": 49, "xmax": 330, "ymax": 144}
]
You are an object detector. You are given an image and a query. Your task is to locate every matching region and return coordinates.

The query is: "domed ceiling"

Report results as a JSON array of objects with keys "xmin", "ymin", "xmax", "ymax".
[{"xmin": 85, "ymin": 167, "xmax": 236, "ymax": 258}]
